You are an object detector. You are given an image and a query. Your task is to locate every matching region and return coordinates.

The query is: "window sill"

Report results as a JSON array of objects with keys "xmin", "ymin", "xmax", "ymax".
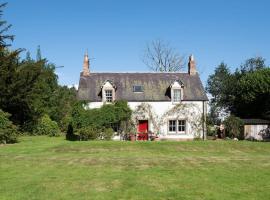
[
  {"xmin": 172, "ymin": 101, "xmax": 181, "ymax": 105},
  {"xmin": 168, "ymin": 132, "xmax": 186, "ymax": 135}
]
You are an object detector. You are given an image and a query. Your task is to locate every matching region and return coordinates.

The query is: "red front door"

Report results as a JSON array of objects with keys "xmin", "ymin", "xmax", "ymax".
[{"xmin": 138, "ymin": 120, "xmax": 148, "ymax": 140}]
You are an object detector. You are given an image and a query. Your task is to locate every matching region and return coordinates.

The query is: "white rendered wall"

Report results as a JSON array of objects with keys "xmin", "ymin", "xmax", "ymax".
[{"xmin": 87, "ymin": 101, "xmax": 205, "ymax": 139}]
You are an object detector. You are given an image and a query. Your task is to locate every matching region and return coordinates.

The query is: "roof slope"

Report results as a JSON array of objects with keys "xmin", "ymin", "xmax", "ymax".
[
  {"xmin": 78, "ymin": 72, "xmax": 208, "ymax": 101},
  {"xmin": 242, "ymin": 119, "xmax": 270, "ymax": 125}
]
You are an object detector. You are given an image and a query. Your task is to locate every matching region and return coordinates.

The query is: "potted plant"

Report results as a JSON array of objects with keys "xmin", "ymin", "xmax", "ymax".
[
  {"xmin": 128, "ymin": 124, "xmax": 137, "ymax": 141},
  {"xmin": 129, "ymin": 132, "xmax": 136, "ymax": 141}
]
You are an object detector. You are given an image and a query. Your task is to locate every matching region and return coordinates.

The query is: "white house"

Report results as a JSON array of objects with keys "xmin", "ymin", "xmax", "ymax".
[{"xmin": 77, "ymin": 52, "xmax": 208, "ymax": 140}]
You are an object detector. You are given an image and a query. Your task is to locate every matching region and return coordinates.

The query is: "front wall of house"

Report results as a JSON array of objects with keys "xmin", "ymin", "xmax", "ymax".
[{"xmin": 87, "ymin": 101, "xmax": 206, "ymax": 140}]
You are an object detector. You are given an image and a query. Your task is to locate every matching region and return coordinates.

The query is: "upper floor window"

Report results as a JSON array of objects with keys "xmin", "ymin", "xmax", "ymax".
[
  {"xmin": 133, "ymin": 85, "xmax": 144, "ymax": 93},
  {"xmin": 102, "ymin": 80, "xmax": 115, "ymax": 103},
  {"xmin": 105, "ymin": 90, "xmax": 113, "ymax": 102},
  {"xmin": 173, "ymin": 89, "xmax": 181, "ymax": 102},
  {"xmin": 170, "ymin": 80, "xmax": 184, "ymax": 103}
]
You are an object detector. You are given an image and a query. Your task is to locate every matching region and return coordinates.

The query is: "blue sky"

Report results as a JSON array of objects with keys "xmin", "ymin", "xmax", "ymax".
[{"xmin": 5, "ymin": 0, "xmax": 270, "ymax": 87}]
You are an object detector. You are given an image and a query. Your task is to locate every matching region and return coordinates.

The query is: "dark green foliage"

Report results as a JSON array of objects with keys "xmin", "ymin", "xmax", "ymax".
[
  {"xmin": 207, "ymin": 57, "xmax": 270, "ymax": 121},
  {"xmin": 71, "ymin": 100, "xmax": 132, "ymax": 132},
  {"xmin": 0, "ymin": 4, "xmax": 77, "ymax": 134},
  {"xmin": 206, "ymin": 62, "xmax": 231, "ymax": 106},
  {"xmin": 69, "ymin": 100, "xmax": 132, "ymax": 141},
  {"xmin": 240, "ymin": 57, "xmax": 266, "ymax": 74},
  {"xmin": 35, "ymin": 114, "xmax": 60, "ymax": 137},
  {"xmin": 0, "ymin": 38, "xmax": 60, "ymax": 131},
  {"xmin": 224, "ymin": 115, "xmax": 244, "ymax": 139},
  {"xmin": 48, "ymin": 86, "xmax": 77, "ymax": 131},
  {"xmin": 234, "ymin": 68, "xmax": 270, "ymax": 119},
  {"xmin": 0, "ymin": 109, "xmax": 18, "ymax": 144}
]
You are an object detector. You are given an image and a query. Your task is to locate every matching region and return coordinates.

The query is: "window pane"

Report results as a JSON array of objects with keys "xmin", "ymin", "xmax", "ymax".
[
  {"xmin": 173, "ymin": 89, "xmax": 181, "ymax": 102},
  {"xmin": 178, "ymin": 120, "xmax": 185, "ymax": 132},
  {"xmin": 169, "ymin": 120, "xmax": 176, "ymax": 132},
  {"xmin": 133, "ymin": 85, "xmax": 143, "ymax": 92},
  {"xmin": 105, "ymin": 90, "xmax": 112, "ymax": 102}
]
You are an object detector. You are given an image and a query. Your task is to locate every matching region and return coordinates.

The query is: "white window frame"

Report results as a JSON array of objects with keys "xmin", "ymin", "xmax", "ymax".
[
  {"xmin": 173, "ymin": 89, "xmax": 181, "ymax": 102},
  {"xmin": 105, "ymin": 89, "xmax": 113, "ymax": 102},
  {"xmin": 168, "ymin": 119, "xmax": 186, "ymax": 134},
  {"xmin": 177, "ymin": 120, "xmax": 186, "ymax": 133},
  {"xmin": 170, "ymin": 81, "xmax": 183, "ymax": 104},
  {"xmin": 102, "ymin": 81, "xmax": 115, "ymax": 103}
]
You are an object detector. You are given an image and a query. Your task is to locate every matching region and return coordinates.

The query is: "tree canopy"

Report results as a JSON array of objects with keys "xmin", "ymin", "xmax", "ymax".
[
  {"xmin": 0, "ymin": 3, "xmax": 77, "ymax": 133},
  {"xmin": 207, "ymin": 57, "xmax": 270, "ymax": 122}
]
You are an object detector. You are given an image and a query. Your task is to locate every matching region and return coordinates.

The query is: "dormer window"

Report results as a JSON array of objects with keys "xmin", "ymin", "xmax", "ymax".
[
  {"xmin": 133, "ymin": 85, "xmax": 144, "ymax": 93},
  {"xmin": 170, "ymin": 80, "xmax": 184, "ymax": 104},
  {"xmin": 101, "ymin": 80, "xmax": 116, "ymax": 103}
]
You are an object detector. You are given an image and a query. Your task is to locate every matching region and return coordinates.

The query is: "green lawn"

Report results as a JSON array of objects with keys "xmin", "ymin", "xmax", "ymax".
[{"xmin": 1, "ymin": 136, "xmax": 270, "ymax": 200}]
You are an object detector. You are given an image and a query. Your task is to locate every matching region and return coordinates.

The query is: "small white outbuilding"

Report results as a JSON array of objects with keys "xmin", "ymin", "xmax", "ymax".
[{"xmin": 243, "ymin": 119, "xmax": 270, "ymax": 140}]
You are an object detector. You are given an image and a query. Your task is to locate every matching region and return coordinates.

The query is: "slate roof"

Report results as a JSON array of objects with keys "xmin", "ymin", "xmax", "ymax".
[
  {"xmin": 242, "ymin": 119, "xmax": 270, "ymax": 125},
  {"xmin": 77, "ymin": 72, "xmax": 208, "ymax": 102}
]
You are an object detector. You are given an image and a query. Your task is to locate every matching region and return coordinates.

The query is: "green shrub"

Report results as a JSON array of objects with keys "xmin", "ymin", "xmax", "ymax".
[
  {"xmin": 0, "ymin": 109, "xmax": 18, "ymax": 144},
  {"xmin": 79, "ymin": 126, "xmax": 99, "ymax": 141},
  {"xmin": 35, "ymin": 114, "xmax": 61, "ymax": 137},
  {"xmin": 102, "ymin": 128, "xmax": 114, "ymax": 140},
  {"xmin": 223, "ymin": 115, "xmax": 244, "ymax": 139}
]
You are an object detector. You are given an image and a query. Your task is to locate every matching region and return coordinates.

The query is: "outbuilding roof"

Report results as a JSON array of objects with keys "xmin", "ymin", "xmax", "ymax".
[
  {"xmin": 77, "ymin": 72, "xmax": 208, "ymax": 102},
  {"xmin": 242, "ymin": 119, "xmax": 270, "ymax": 125}
]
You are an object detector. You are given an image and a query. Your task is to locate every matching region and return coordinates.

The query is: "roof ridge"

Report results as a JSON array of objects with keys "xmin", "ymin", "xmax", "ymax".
[{"xmin": 88, "ymin": 72, "xmax": 189, "ymax": 74}]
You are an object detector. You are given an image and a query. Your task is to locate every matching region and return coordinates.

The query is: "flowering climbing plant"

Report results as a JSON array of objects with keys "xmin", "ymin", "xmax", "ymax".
[{"xmin": 132, "ymin": 102, "xmax": 203, "ymax": 137}]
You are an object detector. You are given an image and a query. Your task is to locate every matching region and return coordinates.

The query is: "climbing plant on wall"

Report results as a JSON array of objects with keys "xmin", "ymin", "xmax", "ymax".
[{"xmin": 132, "ymin": 102, "xmax": 203, "ymax": 137}]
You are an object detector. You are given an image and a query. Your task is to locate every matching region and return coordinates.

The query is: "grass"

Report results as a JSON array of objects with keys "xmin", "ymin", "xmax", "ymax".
[{"xmin": 1, "ymin": 136, "xmax": 270, "ymax": 200}]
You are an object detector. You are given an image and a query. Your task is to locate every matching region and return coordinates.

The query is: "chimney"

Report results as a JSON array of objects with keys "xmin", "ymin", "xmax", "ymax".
[
  {"xmin": 188, "ymin": 54, "xmax": 197, "ymax": 75},
  {"xmin": 82, "ymin": 50, "xmax": 90, "ymax": 76}
]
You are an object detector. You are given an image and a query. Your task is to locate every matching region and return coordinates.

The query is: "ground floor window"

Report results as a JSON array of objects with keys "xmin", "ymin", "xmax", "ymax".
[
  {"xmin": 168, "ymin": 119, "xmax": 186, "ymax": 134},
  {"xmin": 169, "ymin": 120, "xmax": 176, "ymax": 132}
]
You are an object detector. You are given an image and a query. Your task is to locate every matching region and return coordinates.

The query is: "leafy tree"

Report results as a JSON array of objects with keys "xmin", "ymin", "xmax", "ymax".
[
  {"xmin": 234, "ymin": 68, "xmax": 270, "ymax": 119},
  {"xmin": 0, "ymin": 56, "xmax": 58, "ymax": 130},
  {"xmin": 223, "ymin": 115, "xmax": 244, "ymax": 139},
  {"xmin": 206, "ymin": 62, "xmax": 232, "ymax": 122},
  {"xmin": 0, "ymin": 4, "xmax": 78, "ymax": 134},
  {"xmin": 207, "ymin": 57, "xmax": 270, "ymax": 122},
  {"xmin": 240, "ymin": 56, "xmax": 266, "ymax": 74}
]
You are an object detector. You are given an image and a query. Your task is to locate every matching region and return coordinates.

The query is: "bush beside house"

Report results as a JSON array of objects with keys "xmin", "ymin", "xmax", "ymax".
[{"xmin": 66, "ymin": 100, "xmax": 132, "ymax": 141}]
